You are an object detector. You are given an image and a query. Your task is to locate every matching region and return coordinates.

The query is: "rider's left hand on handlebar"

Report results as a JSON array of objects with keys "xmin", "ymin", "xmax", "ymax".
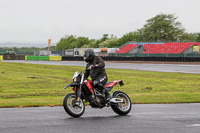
[
  {"xmin": 87, "ymin": 65, "xmax": 93, "ymax": 70},
  {"xmin": 88, "ymin": 64, "xmax": 98, "ymax": 70}
]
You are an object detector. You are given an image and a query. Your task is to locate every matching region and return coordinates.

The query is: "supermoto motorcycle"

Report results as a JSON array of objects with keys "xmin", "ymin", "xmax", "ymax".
[{"xmin": 63, "ymin": 69, "xmax": 132, "ymax": 117}]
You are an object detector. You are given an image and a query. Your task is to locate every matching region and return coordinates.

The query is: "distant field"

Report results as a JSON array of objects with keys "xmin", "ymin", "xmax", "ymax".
[{"xmin": 0, "ymin": 62, "xmax": 200, "ymax": 108}]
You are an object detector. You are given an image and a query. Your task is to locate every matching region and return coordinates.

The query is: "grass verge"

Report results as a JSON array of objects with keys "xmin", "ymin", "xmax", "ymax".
[{"xmin": 0, "ymin": 62, "xmax": 200, "ymax": 108}]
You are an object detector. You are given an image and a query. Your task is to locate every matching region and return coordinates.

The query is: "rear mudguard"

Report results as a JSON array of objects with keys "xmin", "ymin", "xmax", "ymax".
[{"xmin": 105, "ymin": 80, "xmax": 124, "ymax": 92}]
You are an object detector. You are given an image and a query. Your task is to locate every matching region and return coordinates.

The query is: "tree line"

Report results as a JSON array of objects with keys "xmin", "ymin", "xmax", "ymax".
[
  {"xmin": 55, "ymin": 13, "xmax": 200, "ymax": 51},
  {"xmin": 0, "ymin": 47, "xmax": 55, "ymax": 55}
]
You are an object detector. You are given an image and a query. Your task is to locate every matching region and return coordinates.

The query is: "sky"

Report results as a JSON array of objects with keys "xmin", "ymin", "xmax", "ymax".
[{"xmin": 0, "ymin": 0, "xmax": 200, "ymax": 46}]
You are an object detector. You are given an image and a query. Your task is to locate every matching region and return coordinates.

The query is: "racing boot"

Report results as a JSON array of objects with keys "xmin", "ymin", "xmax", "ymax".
[
  {"xmin": 104, "ymin": 89, "xmax": 110, "ymax": 101},
  {"xmin": 98, "ymin": 83, "xmax": 110, "ymax": 101}
]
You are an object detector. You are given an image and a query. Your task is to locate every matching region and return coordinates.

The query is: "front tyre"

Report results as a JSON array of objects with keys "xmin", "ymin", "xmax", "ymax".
[
  {"xmin": 63, "ymin": 93, "xmax": 85, "ymax": 117},
  {"xmin": 111, "ymin": 91, "xmax": 132, "ymax": 115}
]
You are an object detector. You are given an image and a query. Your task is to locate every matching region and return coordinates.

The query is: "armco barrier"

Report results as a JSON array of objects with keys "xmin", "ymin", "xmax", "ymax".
[
  {"xmin": 49, "ymin": 56, "xmax": 62, "ymax": 61},
  {"xmin": 26, "ymin": 56, "xmax": 49, "ymax": 61},
  {"xmin": 0, "ymin": 55, "xmax": 3, "ymax": 61}
]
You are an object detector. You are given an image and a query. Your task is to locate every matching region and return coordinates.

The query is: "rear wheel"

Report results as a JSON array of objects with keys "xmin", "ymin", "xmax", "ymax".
[
  {"xmin": 111, "ymin": 91, "xmax": 132, "ymax": 115},
  {"xmin": 63, "ymin": 93, "xmax": 85, "ymax": 117}
]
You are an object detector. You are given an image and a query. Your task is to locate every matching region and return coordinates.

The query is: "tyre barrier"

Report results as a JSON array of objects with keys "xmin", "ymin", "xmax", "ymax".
[
  {"xmin": 0, "ymin": 55, "xmax": 3, "ymax": 61},
  {"xmin": 62, "ymin": 56, "xmax": 83, "ymax": 61},
  {"xmin": 26, "ymin": 56, "xmax": 62, "ymax": 61},
  {"xmin": 2, "ymin": 55, "xmax": 200, "ymax": 62},
  {"xmin": 26, "ymin": 56, "xmax": 49, "ymax": 61},
  {"xmin": 3, "ymin": 55, "xmax": 25, "ymax": 60},
  {"xmin": 49, "ymin": 56, "xmax": 62, "ymax": 61},
  {"xmin": 102, "ymin": 56, "xmax": 200, "ymax": 62},
  {"xmin": 62, "ymin": 56, "xmax": 200, "ymax": 62}
]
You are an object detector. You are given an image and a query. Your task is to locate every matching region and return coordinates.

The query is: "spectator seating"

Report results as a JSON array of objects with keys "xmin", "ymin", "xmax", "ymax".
[
  {"xmin": 143, "ymin": 42, "xmax": 200, "ymax": 54},
  {"xmin": 116, "ymin": 44, "xmax": 139, "ymax": 53},
  {"xmin": 116, "ymin": 42, "xmax": 200, "ymax": 54}
]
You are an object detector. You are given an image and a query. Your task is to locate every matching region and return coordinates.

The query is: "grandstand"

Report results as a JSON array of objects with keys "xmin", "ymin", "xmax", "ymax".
[
  {"xmin": 115, "ymin": 42, "xmax": 200, "ymax": 54},
  {"xmin": 116, "ymin": 44, "xmax": 139, "ymax": 53}
]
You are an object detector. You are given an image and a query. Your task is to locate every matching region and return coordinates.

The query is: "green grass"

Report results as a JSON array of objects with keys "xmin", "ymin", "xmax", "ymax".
[{"xmin": 0, "ymin": 62, "xmax": 200, "ymax": 108}]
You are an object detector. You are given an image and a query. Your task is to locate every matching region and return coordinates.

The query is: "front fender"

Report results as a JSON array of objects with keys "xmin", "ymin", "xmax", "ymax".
[{"xmin": 63, "ymin": 82, "xmax": 79, "ymax": 89}]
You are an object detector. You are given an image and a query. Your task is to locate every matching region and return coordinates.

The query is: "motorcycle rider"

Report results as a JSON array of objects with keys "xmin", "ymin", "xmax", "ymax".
[{"xmin": 83, "ymin": 49, "xmax": 110, "ymax": 100}]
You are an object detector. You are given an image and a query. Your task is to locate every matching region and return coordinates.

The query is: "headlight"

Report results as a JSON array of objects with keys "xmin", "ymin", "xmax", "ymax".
[{"xmin": 73, "ymin": 77, "xmax": 76, "ymax": 82}]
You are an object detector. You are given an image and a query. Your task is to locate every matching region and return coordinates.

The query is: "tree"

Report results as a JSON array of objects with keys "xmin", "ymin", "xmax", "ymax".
[
  {"xmin": 90, "ymin": 34, "xmax": 110, "ymax": 48},
  {"xmin": 98, "ymin": 38, "xmax": 117, "ymax": 48},
  {"xmin": 140, "ymin": 14, "xmax": 186, "ymax": 42},
  {"xmin": 55, "ymin": 35, "xmax": 76, "ymax": 50},
  {"xmin": 70, "ymin": 37, "xmax": 92, "ymax": 48},
  {"xmin": 55, "ymin": 14, "xmax": 199, "ymax": 49},
  {"xmin": 55, "ymin": 35, "xmax": 94, "ymax": 50},
  {"xmin": 195, "ymin": 33, "xmax": 200, "ymax": 42},
  {"xmin": 107, "ymin": 32, "xmax": 142, "ymax": 48},
  {"xmin": 180, "ymin": 33, "xmax": 197, "ymax": 42}
]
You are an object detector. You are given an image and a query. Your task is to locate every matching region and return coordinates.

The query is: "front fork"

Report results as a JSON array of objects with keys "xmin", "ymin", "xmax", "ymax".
[
  {"xmin": 76, "ymin": 86, "xmax": 82, "ymax": 102},
  {"xmin": 76, "ymin": 73, "xmax": 85, "ymax": 103},
  {"xmin": 72, "ymin": 86, "xmax": 82, "ymax": 107}
]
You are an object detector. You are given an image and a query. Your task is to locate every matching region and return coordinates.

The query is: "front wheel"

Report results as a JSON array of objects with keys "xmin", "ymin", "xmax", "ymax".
[
  {"xmin": 63, "ymin": 93, "xmax": 85, "ymax": 117},
  {"xmin": 111, "ymin": 91, "xmax": 132, "ymax": 115}
]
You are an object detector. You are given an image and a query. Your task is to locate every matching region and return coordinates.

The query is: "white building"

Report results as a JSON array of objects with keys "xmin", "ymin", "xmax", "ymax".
[
  {"xmin": 39, "ymin": 51, "xmax": 50, "ymax": 56},
  {"xmin": 73, "ymin": 48, "xmax": 119, "ymax": 56}
]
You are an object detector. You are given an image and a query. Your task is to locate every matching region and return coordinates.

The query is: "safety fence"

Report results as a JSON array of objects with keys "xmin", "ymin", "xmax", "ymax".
[{"xmin": 1, "ymin": 55, "xmax": 200, "ymax": 62}]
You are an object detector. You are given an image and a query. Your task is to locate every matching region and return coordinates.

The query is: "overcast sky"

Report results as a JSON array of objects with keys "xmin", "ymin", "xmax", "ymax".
[{"xmin": 0, "ymin": 0, "xmax": 200, "ymax": 44}]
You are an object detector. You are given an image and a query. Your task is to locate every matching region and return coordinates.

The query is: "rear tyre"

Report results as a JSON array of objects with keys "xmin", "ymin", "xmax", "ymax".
[
  {"xmin": 63, "ymin": 93, "xmax": 85, "ymax": 117},
  {"xmin": 111, "ymin": 91, "xmax": 132, "ymax": 115}
]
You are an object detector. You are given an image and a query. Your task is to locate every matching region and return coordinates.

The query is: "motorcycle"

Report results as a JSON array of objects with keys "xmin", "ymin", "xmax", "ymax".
[{"xmin": 63, "ymin": 69, "xmax": 132, "ymax": 117}]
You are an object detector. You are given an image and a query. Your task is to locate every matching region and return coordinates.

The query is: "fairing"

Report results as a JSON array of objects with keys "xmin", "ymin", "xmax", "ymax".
[{"xmin": 84, "ymin": 80, "xmax": 94, "ymax": 93}]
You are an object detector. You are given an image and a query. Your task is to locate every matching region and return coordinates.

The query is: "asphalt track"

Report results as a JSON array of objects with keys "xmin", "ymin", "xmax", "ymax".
[
  {"xmin": 0, "ymin": 104, "xmax": 200, "ymax": 133},
  {"xmin": 1, "ymin": 60, "xmax": 200, "ymax": 133},
  {"xmin": 3, "ymin": 60, "xmax": 200, "ymax": 74}
]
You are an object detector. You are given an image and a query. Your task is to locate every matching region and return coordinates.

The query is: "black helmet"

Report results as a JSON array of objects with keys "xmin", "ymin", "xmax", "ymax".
[{"xmin": 83, "ymin": 49, "xmax": 95, "ymax": 62}]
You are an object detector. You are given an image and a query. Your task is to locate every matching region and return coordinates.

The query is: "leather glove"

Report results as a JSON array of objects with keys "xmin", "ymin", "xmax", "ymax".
[{"xmin": 88, "ymin": 64, "xmax": 98, "ymax": 70}]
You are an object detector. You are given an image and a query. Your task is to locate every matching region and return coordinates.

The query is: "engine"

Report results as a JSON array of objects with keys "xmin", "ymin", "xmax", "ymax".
[{"xmin": 89, "ymin": 90, "xmax": 105, "ymax": 108}]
